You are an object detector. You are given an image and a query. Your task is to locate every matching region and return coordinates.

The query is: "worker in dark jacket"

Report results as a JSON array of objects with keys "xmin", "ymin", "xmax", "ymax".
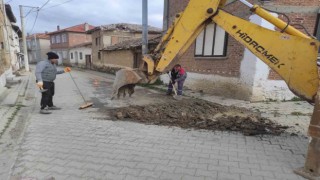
[
  {"xmin": 167, "ymin": 64, "xmax": 187, "ymax": 96},
  {"xmin": 35, "ymin": 52, "xmax": 71, "ymax": 114}
]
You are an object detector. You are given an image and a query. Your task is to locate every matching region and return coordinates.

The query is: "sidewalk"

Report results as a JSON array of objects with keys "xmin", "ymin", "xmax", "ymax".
[
  {"xmin": 3, "ymin": 68, "xmax": 309, "ymax": 180},
  {"xmin": 0, "ymin": 70, "xmax": 35, "ymax": 180}
]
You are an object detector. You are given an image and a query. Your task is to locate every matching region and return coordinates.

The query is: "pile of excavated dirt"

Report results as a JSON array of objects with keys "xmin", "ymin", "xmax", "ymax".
[{"xmin": 109, "ymin": 99, "xmax": 288, "ymax": 136}]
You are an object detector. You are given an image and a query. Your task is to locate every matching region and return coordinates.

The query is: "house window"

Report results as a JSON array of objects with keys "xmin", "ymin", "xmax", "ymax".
[
  {"xmin": 62, "ymin": 34, "xmax": 67, "ymax": 43},
  {"xmin": 51, "ymin": 36, "xmax": 55, "ymax": 44},
  {"xmin": 95, "ymin": 37, "xmax": 100, "ymax": 46},
  {"xmin": 56, "ymin": 35, "xmax": 61, "ymax": 43},
  {"xmin": 27, "ymin": 40, "xmax": 30, "ymax": 48},
  {"xmin": 98, "ymin": 52, "xmax": 101, "ymax": 59},
  {"xmin": 79, "ymin": 52, "xmax": 83, "ymax": 60},
  {"xmin": 315, "ymin": 14, "xmax": 320, "ymax": 52},
  {"xmin": 195, "ymin": 23, "xmax": 228, "ymax": 57},
  {"xmin": 62, "ymin": 51, "xmax": 67, "ymax": 58},
  {"xmin": 70, "ymin": 52, "xmax": 73, "ymax": 59}
]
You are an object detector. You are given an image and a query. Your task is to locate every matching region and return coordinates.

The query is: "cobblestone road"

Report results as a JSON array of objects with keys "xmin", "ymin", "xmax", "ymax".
[{"xmin": 8, "ymin": 69, "xmax": 309, "ymax": 180}]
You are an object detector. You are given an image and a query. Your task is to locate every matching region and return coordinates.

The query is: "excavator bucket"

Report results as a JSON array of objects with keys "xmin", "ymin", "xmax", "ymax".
[{"xmin": 111, "ymin": 68, "xmax": 147, "ymax": 99}]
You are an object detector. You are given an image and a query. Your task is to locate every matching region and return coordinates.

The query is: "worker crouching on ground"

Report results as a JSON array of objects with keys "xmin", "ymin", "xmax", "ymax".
[
  {"xmin": 35, "ymin": 52, "xmax": 71, "ymax": 114},
  {"xmin": 167, "ymin": 64, "xmax": 187, "ymax": 96}
]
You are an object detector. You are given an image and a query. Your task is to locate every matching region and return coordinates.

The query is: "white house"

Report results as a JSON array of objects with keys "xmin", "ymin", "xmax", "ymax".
[{"xmin": 69, "ymin": 42, "xmax": 92, "ymax": 68}]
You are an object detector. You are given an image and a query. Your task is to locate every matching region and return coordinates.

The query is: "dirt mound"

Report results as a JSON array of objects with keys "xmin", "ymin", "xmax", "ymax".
[{"xmin": 110, "ymin": 99, "xmax": 288, "ymax": 136}]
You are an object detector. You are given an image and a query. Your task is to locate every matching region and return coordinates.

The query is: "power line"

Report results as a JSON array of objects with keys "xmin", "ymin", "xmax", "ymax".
[
  {"xmin": 42, "ymin": 0, "xmax": 73, "ymax": 10},
  {"xmin": 39, "ymin": 0, "xmax": 50, "ymax": 11},
  {"xmin": 29, "ymin": 9, "xmax": 39, "ymax": 33}
]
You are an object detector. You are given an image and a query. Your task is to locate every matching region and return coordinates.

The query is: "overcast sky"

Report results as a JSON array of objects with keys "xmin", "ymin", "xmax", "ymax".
[{"xmin": 7, "ymin": 0, "xmax": 164, "ymax": 34}]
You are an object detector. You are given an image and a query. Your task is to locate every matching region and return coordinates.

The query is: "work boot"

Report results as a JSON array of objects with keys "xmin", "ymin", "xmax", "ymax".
[
  {"xmin": 166, "ymin": 92, "xmax": 172, "ymax": 96},
  {"xmin": 40, "ymin": 108, "xmax": 52, "ymax": 114},
  {"xmin": 48, "ymin": 105, "xmax": 61, "ymax": 110}
]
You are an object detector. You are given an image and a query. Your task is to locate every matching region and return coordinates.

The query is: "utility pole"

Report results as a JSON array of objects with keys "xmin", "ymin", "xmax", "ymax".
[
  {"xmin": 142, "ymin": 0, "xmax": 148, "ymax": 55},
  {"xmin": 163, "ymin": 0, "xmax": 169, "ymax": 31},
  {"xmin": 19, "ymin": 5, "xmax": 29, "ymax": 72}
]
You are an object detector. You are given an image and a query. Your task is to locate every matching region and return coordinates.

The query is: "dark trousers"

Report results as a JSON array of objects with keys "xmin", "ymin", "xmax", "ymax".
[
  {"xmin": 167, "ymin": 80, "xmax": 185, "ymax": 95},
  {"xmin": 41, "ymin": 81, "xmax": 55, "ymax": 109}
]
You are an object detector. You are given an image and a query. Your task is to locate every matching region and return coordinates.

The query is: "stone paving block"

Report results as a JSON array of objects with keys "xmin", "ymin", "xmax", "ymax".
[
  {"xmin": 229, "ymin": 167, "xmax": 251, "ymax": 176},
  {"xmin": 159, "ymin": 172, "xmax": 183, "ymax": 180},
  {"xmin": 251, "ymin": 169, "xmax": 274, "ymax": 178},
  {"xmin": 208, "ymin": 165, "xmax": 229, "ymax": 173},
  {"xmin": 136, "ymin": 163, "xmax": 157, "ymax": 171},
  {"xmin": 182, "ymin": 175, "xmax": 206, "ymax": 180},
  {"xmin": 149, "ymin": 158, "xmax": 169, "ymax": 165},
  {"xmin": 218, "ymin": 172, "xmax": 240, "ymax": 180},
  {"xmin": 139, "ymin": 169, "xmax": 162, "ymax": 178},
  {"xmin": 187, "ymin": 162, "xmax": 208, "ymax": 170},
  {"xmin": 119, "ymin": 167, "xmax": 142, "ymax": 176},
  {"xmin": 195, "ymin": 169, "xmax": 218, "ymax": 178},
  {"xmin": 210, "ymin": 154, "xmax": 229, "ymax": 161},
  {"xmin": 219, "ymin": 160, "xmax": 239, "ymax": 168},
  {"xmin": 100, "ymin": 164, "xmax": 123, "ymax": 174},
  {"xmin": 47, "ymin": 165, "xmax": 67, "ymax": 174},
  {"xmin": 105, "ymin": 172, "xmax": 126, "ymax": 180},
  {"xmin": 154, "ymin": 165, "xmax": 175, "ymax": 173},
  {"xmin": 82, "ymin": 169, "xmax": 106, "ymax": 179},
  {"xmin": 240, "ymin": 174, "xmax": 264, "ymax": 180},
  {"xmin": 174, "ymin": 167, "xmax": 196, "ymax": 176},
  {"xmin": 168, "ymin": 160, "xmax": 188, "ymax": 168},
  {"xmin": 117, "ymin": 161, "xmax": 138, "ymax": 168}
]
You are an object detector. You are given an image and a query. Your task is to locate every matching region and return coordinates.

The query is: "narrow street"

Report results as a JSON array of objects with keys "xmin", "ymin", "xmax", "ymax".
[{"xmin": 0, "ymin": 68, "xmax": 310, "ymax": 180}]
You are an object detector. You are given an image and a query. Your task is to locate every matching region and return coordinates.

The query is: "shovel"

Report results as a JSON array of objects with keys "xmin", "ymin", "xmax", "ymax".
[
  {"xmin": 39, "ymin": 86, "xmax": 48, "ymax": 93},
  {"xmin": 168, "ymin": 74, "xmax": 182, "ymax": 100}
]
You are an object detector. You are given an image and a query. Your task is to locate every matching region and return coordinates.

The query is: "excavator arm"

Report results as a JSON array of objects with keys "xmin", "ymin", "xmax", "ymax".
[{"xmin": 140, "ymin": 0, "xmax": 319, "ymax": 103}]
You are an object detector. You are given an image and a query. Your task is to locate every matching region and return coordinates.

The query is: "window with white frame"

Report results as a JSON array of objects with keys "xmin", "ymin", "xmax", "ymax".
[
  {"xmin": 51, "ymin": 36, "xmax": 55, "ymax": 44},
  {"xmin": 62, "ymin": 34, "xmax": 67, "ymax": 43},
  {"xmin": 70, "ymin": 52, "xmax": 73, "ymax": 59},
  {"xmin": 79, "ymin": 52, "xmax": 83, "ymax": 60},
  {"xmin": 56, "ymin": 35, "xmax": 61, "ymax": 43},
  {"xmin": 195, "ymin": 23, "xmax": 228, "ymax": 57}
]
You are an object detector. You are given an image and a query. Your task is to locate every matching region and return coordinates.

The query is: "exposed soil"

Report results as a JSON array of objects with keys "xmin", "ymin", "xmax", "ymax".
[{"xmin": 109, "ymin": 98, "xmax": 289, "ymax": 136}]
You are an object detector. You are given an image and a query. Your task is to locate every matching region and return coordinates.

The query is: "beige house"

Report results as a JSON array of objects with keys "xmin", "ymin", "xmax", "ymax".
[
  {"xmin": 101, "ymin": 35, "xmax": 161, "ymax": 68},
  {"xmin": 87, "ymin": 23, "xmax": 162, "ymax": 69},
  {"xmin": 26, "ymin": 33, "xmax": 50, "ymax": 64}
]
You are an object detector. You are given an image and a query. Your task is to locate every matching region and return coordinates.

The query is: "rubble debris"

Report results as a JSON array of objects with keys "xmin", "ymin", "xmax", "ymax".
[{"xmin": 109, "ymin": 99, "xmax": 288, "ymax": 136}]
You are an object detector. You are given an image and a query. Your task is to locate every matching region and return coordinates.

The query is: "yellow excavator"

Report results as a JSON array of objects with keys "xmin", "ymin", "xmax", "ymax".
[{"xmin": 113, "ymin": 0, "xmax": 320, "ymax": 178}]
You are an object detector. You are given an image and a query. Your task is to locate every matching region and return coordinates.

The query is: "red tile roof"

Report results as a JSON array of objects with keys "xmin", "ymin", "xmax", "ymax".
[
  {"xmin": 48, "ymin": 23, "xmax": 95, "ymax": 35},
  {"xmin": 26, "ymin": 33, "xmax": 50, "ymax": 40}
]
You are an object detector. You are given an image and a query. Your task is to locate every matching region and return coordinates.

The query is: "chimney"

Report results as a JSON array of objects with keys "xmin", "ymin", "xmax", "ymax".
[
  {"xmin": 84, "ymin": 23, "xmax": 89, "ymax": 31},
  {"xmin": 27, "ymin": 33, "xmax": 30, "ymax": 37},
  {"xmin": 57, "ymin": 25, "xmax": 60, "ymax": 31},
  {"xmin": 45, "ymin": 31, "xmax": 48, "ymax": 34}
]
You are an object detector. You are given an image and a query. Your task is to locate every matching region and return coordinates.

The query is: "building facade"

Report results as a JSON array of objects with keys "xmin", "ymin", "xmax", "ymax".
[
  {"xmin": 26, "ymin": 33, "xmax": 50, "ymax": 64},
  {"xmin": 101, "ymin": 35, "xmax": 161, "ymax": 69},
  {"xmin": 48, "ymin": 23, "xmax": 94, "ymax": 65},
  {"xmin": 161, "ymin": 0, "xmax": 320, "ymax": 101},
  {"xmin": 0, "ymin": 4, "xmax": 22, "ymax": 90},
  {"xmin": 87, "ymin": 23, "xmax": 162, "ymax": 69},
  {"xmin": 69, "ymin": 42, "xmax": 92, "ymax": 68}
]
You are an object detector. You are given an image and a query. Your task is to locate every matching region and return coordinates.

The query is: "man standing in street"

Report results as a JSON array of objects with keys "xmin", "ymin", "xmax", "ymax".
[
  {"xmin": 35, "ymin": 52, "xmax": 71, "ymax": 114},
  {"xmin": 167, "ymin": 64, "xmax": 187, "ymax": 96}
]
